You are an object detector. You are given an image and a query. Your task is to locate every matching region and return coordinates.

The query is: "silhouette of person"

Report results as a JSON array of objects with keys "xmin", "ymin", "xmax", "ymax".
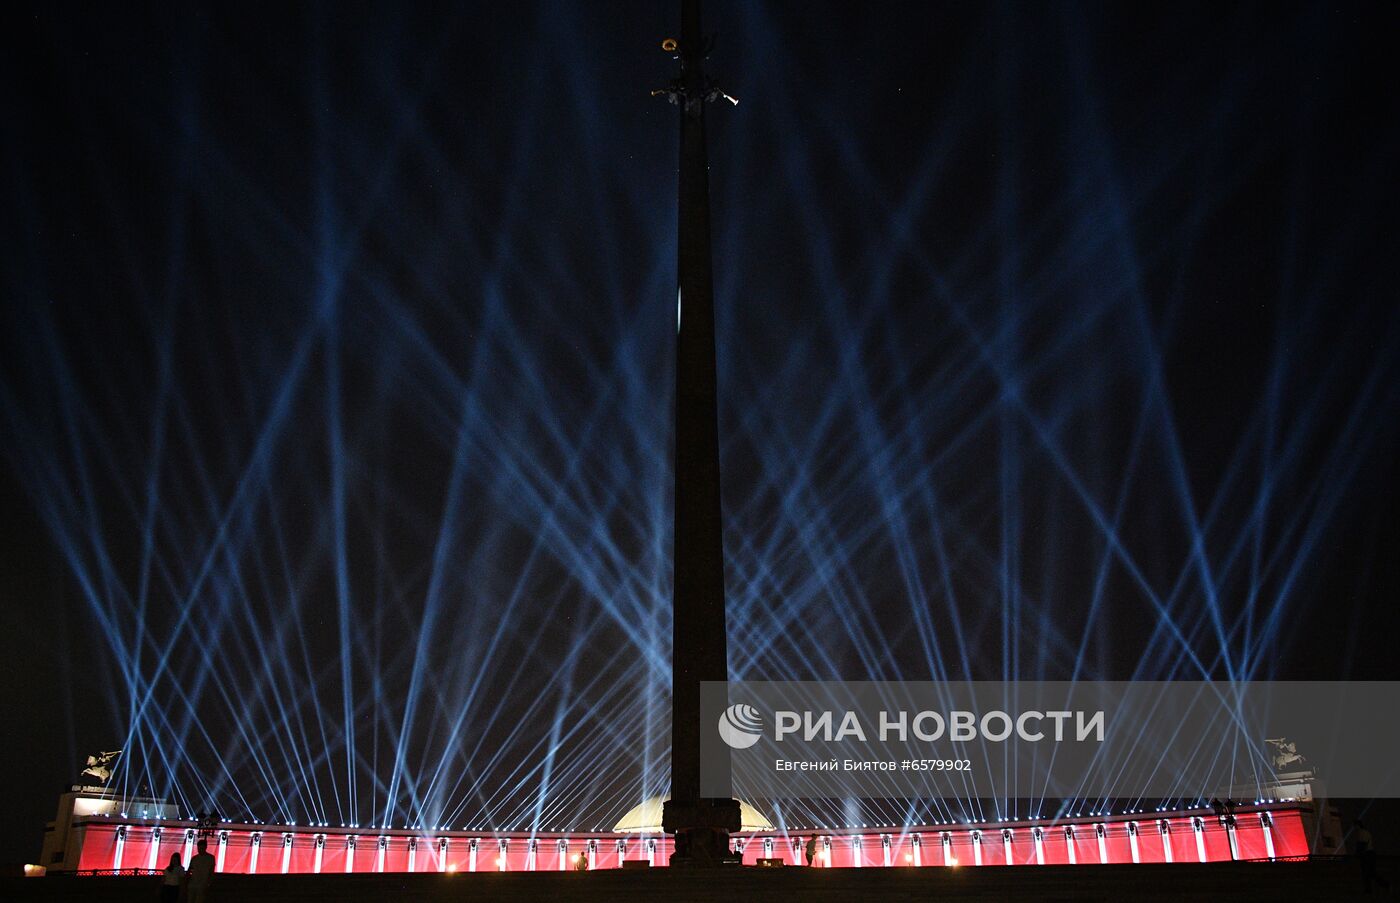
[
  {"xmin": 805, "ymin": 835, "xmax": 818, "ymax": 866},
  {"xmin": 186, "ymin": 839, "xmax": 215, "ymax": 903},
  {"xmin": 160, "ymin": 852, "xmax": 185, "ymax": 903},
  {"xmin": 1354, "ymin": 819, "xmax": 1390, "ymax": 894}
]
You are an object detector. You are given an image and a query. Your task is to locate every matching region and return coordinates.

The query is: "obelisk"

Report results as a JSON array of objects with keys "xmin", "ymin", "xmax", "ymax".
[{"xmin": 656, "ymin": 0, "xmax": 742, "ymax": 867}]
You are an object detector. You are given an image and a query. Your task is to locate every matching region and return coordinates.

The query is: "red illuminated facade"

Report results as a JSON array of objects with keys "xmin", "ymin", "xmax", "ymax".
[{"xmin": 53, "ymin": 803, "xmax": 1319, "ymax": 875}]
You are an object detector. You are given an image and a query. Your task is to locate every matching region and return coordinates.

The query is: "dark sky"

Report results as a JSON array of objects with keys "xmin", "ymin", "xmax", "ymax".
[{"xmin": 2, "ymin": 0, "xmax": 1398, "ymax": 866}]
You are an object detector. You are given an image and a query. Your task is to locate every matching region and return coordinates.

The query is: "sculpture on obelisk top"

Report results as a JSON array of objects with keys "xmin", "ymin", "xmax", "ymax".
[{"xmin": 80, "ymin": 749, "xmax": 122, "ymax": 786}]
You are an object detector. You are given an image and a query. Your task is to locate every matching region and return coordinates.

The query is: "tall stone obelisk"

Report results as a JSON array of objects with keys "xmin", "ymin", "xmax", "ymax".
[{"xmin": 656, "ymin": 0, "xmax": 742, "ymax": 867}]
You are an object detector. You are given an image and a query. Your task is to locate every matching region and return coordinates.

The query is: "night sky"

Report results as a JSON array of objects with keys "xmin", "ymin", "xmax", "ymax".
[{"xmin": 2, "ymin": 0, "xmax": 1398, "ymax": 867}]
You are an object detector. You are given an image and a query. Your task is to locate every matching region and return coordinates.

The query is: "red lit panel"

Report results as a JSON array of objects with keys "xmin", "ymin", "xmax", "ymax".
[
  {"xmin": 78, "ymin": 824, "xmax": 119, "ymax": 870},
  {"xmin": 1199, "ymin": 821, "xmax": 1233, "ymax": 861},
  {"xmin": 762, "ymin": 837, "xmax": 796, "ymax": 865},
  {"xmin": 344, "ymin": 838, "xmax": 365, "ymax": 873},
  {"xmin": 1072, "ymin": 830, "xmax": 1099, "ymax": 864},
  {"xmin": 505, "ymin": 842, "xmax": 533, "ymax": 871},
  {"xmin": 120, "ymin": 830, "xmax": 152, "ymax": 872},
  {"xmin": 320, "ymin": 838, "xmax": 347, "ymax": 873},
  {"xmin": 592, "ymin": 842, "xmax": 619, "ymax": 871},
  {"xmin": 1009, "ymin": 833, "xmax": 1038, "ymax": 865},
  {"xmin": 1041, "ymin": 830, "xmax": 1072, "ymax": 865},
  {"xmin": 218, "ymin": 833, "xmax": 252, "ymax": 874},
  {"xmin": 149, "ymin": 830, "xmax": 181, "ymax": 871},
  {"xmin": 890, "ymin": 834, "xmax": 917, "ymax": 866},
  {"xmin": 944, "ymin": 832, "xmax": 974, "ymax": 866},
  {"xmin": 1075, "ymin": 828, "xmax": 1097, "ymax": 862},
  {"xmin": 1135, "ymin": 825, "xmax": 1168, "ymax": 863},
  {"xmin": 382, "ymin": 838, "xmax": 410, "ymax": 872},
  {"xmin": 412, "ymin": 839, "xmax": 434, "ymax": 872},
  {"xmin": 1269, "ymin": 810, "xmax": 1311, "ymax": 857},
  {"xmin": 287, "ymin": 836, "xmax": 317, "ymax": 873},
  {"xmin": 1235, "ymin": 821, "xmax": 1271, "ymax": 860},
  {"xmin": 1102, "ymin": 825, "xmax": 1133, "ymax": 863}
]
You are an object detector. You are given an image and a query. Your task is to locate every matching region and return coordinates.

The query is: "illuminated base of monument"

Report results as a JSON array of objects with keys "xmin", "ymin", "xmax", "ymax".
[{"xmin": 41, "ymin": 790, "xmax": 1333, "ymax": 875}]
